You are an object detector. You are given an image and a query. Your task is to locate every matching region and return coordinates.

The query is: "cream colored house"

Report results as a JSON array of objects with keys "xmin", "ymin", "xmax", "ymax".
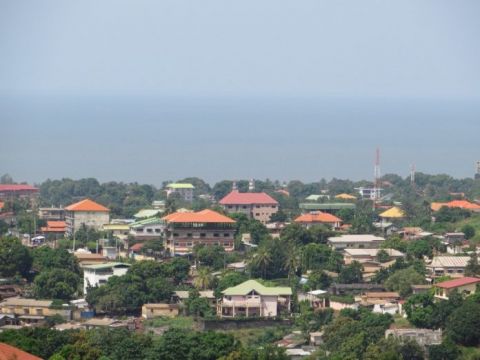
[
  {"xmin": 217, "ymin": 280, "xmax": 291, "ymax": 318},
  {"xmin": 427, "ymin": 256, "xmax": 470, "ymax": 278},
  {"xmin": 0, "ymin": 297, "xmax": 71, "ymax": 323},
  {"xmin": 434, "ymin": 277, "xmax": 480, "ymax": 300},
  {"xmin": 65, "ymin": 198, "xmax": 110, "ymax": 236}
]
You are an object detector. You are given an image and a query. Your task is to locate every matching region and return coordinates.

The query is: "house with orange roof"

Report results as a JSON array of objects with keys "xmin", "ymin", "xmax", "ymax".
[
  {"xmin": 40, "ymin": 220, "xmax": 67, "ymax": 239},
  {"xmin": 219, "ymin": 190, "xmax": 278, "ymax": 224},
  {"xmin": 294, "ymin": 211, "xmax": 342, "ymax": 229},
  {"xmin": 162, "ymin": 209, "xmax": 236, "ymax": 256},
  {"xmin": 431, "ymin": 200, "xmax": 480, "ymax": 212},
  {"xmin": 65, "ymin": 199, "xmax": 110, "ymax": 236},
  {"xmin": 0, "ymin": 342, "xmax": 42, "ymax": 360}
]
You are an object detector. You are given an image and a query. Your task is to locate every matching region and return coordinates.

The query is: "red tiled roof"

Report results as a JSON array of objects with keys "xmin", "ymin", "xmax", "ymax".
[
  {"xmin": 130, "ymin": 243, "xmax": 145, "ymax": 252},
  {"xmin": 0, "ymin": 184, "xmax": 39, "ymax": 192},
  {"xmin": 0, "ymin": 342, "xmax": 42, "ymax": 360},
  {"xmin": 294, "ymin": 212, "xmax": 342, "ymax": 224},
  {"xmin": 65, "ymin": 199, "xmax": 109, "ymax": 212},
  {"xmin": 432, "ymin": 200, "xmax": 480, "ymax": 211},
  {"xmin": 163, "ymin": 209, "xmax": 235, "ymax": 223},
  {"xmin": 219, "ymin": 190, "xmax": 278, "ymax": 205},
  {"xmin": 435, "ymin": 277, "xmax": 480, "ymax": 289},
  {"xmin": 41, "ymin": 220, "xmax": 66, "ymax": 233}
]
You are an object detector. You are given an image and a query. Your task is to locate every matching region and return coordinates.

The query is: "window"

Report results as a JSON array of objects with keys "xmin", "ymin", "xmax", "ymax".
[
  {"xmin": 155, "ymin": 229, "xmax": 161, "ymax": 233},
  {"xmin": 214, "ymin": 233, "xmax": 220, "ymax": 237},
  {"xmin": 228, "ymin": 206, "xmax": 233, "ymax": 209},
  {"xmin": 242, "ymin": 206, "xmax": 247, "ymax": 209},
  {"xmin": 23, "ymin": 308, "xmax": 29, "ymax": 315},
  {"xmin": 146, "ymin": 228, "xmax": 153, "ymax": 233},
  {"xmin": 255, "ymin": 213, "xmax": 260, "ymax": 216},
  {"xmin": 200, "ymin": 233, "xmax": 206, "ymax": 238},
  {"xmin": 256, "ymin": 205, "xmax": 261, "ymax": 208},
  {"xmin": 137, "ymin": 228, "xmax": 144, "ymax": 233},
  {"xmin": 224, "ymin": 233, "xmax": 230, "ymax": 237},
  {"xmin": 36, "ymin": 308, "xmax": 43, "ymax": 315},
  {"xmin": 187, "ymin": 233, "xmax": 192, "ymax": 237},
  {"xmin": 173, "ymin": 233, "xmax": 179, "ymax": 237}
]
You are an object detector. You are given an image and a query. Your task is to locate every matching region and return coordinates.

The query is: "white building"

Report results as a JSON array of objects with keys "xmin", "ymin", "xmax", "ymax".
[
  {"xmin": 166, "ymin": 183, "xmax": 194, "ymax": 202},
  {"xmin": 83, "ymin": 262, "xmax": 130, "ymax": 294},
  {"xmin": 328, "ymin": 234, "xmax": 385, "ymax": 250}
]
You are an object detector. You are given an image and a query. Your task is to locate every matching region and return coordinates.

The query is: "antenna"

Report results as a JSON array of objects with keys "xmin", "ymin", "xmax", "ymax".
[{"xmin": 476, "ymin": 161, "xmax": 480, "ymax": 180}]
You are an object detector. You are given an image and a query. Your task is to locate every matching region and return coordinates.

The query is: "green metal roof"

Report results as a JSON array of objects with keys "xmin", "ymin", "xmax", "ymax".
[
  {"xmin": 222, "ymin": 279, "xmax": 292, "ymax": 296},
  {"xmin": 131, "ymin": 217, "xmax": 165, "ymax": 228},
  {"xmin": 167, "ymin": 183, "xmax": 195, "ymax": 189},
  {"xmin": 133, "ymin": 209, "xmax": 163, "ymax": 219},
  {"xmin": 82, "ymin": 262, "xmax": 131, "ymax": 270},
  {"xmin": 300, "ymin": 202, "xmax": 356, "ymax": 211}
]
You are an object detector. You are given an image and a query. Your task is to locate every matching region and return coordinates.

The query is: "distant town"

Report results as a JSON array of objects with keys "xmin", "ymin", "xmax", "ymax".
[{"xmin": 0, "ymin": 166, "xmax": 480, "ymax": 359}]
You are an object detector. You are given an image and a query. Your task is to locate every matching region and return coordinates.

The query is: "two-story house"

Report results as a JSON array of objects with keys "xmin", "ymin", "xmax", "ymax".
[
  {"xmin": 327, "ymin": 234, "xmax": 385, "ymax": 251},
  {"xmin": 163, "ymin": 209, "xmax": 236, "ymax": 256},
  {"xmin": 83, "ymin": 262, "xmax": 130, "ymax": 294},
  {"xmin": 217, "ymin": 280, "xmax": 292, "ymax": 318},
  {"xmin": 434, "ymin": 277, "xmax": 480, "ymax": 300},
  {"xmin": 427, "ymin": 256, "xmax": 470, "ymax": 278},
  {"xmin": 219, "ymin": 190, "xmax": 278, "ymax": 224},
  {"xmin": 294, "ymin": 211, "xmax": 342, "ymax": 229},
  {"xmin": 166, "ymin": 183, "xmax": 195, "ymax": 202}
]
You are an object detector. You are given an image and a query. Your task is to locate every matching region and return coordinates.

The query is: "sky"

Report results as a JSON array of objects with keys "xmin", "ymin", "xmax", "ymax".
[{"xmin": 1, "ymin": 1, "xmax": 480, "ymax": 186}]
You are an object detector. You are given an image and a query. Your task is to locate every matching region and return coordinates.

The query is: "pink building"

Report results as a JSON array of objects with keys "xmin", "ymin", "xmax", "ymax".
[
  {"xmin": 217, "ymin": 280, "xmax": 292, "ymax": 318},
  {"xmin": 219, "ymin": 190, "xmax": 278, "ymax": 224}
]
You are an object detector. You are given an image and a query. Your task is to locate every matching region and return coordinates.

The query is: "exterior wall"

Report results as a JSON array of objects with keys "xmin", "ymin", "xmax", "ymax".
[
  {"xmin": 167, "ymin": 188, "xmax": 193, "ymax": 202},
  {"xmin": 427, "ymin": 265, "xmax": 466, "ymax": 277},
  {"xmin": 218, "ymin": 295, "xmax": 281, "ymax": 318},
  {"xmin": 298, "ymin": 221, "xmax": 340, "ymax": 230},
  {"xmin": 83, "ymin": 266, "xmax": 129, "ymax": 294},
  {"xmin": 66, "ymin": 211, "xmax": 110, "ymax": 236},
  {"xmin": 0, "ymin": 303, "xmax": 70, "ymax": 319},
  {"xmin": 165, "ymin": 226, "xmax": 235, "ymax": 255},
  {"xmin": 329, "ymin": 301, "xmax": 359, "ymax": 311},
  {"xmin": 435, "ymin": 283, "xmax": 478, "ymax": 300},
  {"xmin": 142, "ymin": 305, "xmax": 179, "ymax": 319},
  {"xmin": 223, "ymin": 204, "xmax": 278, "ymax": 224},
  {"xmin": 328, "ymin": 240, "xmax": 384, "ymax": 250},
  {"xmin": 130, "ymin": 224, "xmax": 164, "ymax": 240}
]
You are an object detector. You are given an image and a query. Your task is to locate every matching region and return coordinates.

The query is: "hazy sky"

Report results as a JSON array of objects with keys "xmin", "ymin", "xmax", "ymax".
[{"xmin": 1, "ymin": 1, "xmax": 480, "ymax": 185}]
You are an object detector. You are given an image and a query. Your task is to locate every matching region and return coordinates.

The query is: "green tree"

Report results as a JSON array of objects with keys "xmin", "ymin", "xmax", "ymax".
[
  {"xmin": 250, "ymin": 247, "xmax": 272, "ymax": 279},
  {"xmin": 307, "ymin": 270, "xmax": 332, "ymax": 290},
  {"xmin": 34, "ymin": 268, "xmax": 80, "ymax": 300},
  {"xmin": 31, "ymin": 247, "xmax": 80, "ymax": 274},
  {"xmin": 461, "ymin": 224, "xmax": 475, "ymax": 240},
  {"xmin": 214, "ymin": 271, "xmax": 248, "ymax": 298},
  {"xmin": 194, "ymin": 267, "xmax": 215, "ymax": 290},
  {"xmin": 376, "ymin": 249, "xmax": 390, "ymax": 263},
  {"xmin": 446, "ymin": 300, "xmax": 480, "ymax": 346},
  {"xmin": 0, "ymin": 236, "xmax": 32, "ymax": 277},
  {"xmin": 338, "ymin": 261, "xmax": 363, "ymax": 284},
  {"xmin": 384, "ymin": 267, "xmax": 426, "ymax": 297},
  {"xmin": 465, "ymin": 252, "xmax": 480, "ymax": 277}
]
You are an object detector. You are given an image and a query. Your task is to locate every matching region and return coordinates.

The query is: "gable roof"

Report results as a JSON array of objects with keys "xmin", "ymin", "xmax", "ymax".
[
  {"xmin": 0, "ymin": 342, "xmax": 42, "ymax": 360},
  {"xmin": 65, "ymin": 198, "xmax": 109, "ymax": 212},
  {"xmin": 328, "ymin": 234, "xmax": 385, "ymax": 243},
  {"xmin": 435, "ymin": 277, "xmax": 480, "ymax": 289},
  {"xmin": 294, "ymin": 212, "xmax": 342, "ymax": 224},
  {"xmin": 219, "ymin": 190, "xmax": 278, "ymax": 205},
  {"xmin": 335, "ymin": 193, "xmax": 357, "ymax": 200},
  {"xmin": 222, "ymin": 279, "xmax": 292, "ymax": 296},
  {"xmin": 163, "ymin": 209, "xmax": 235, "ymax": 224},
  {"xmin": 379, "ymin": 206, "xmax": 405, "ymax": 219},
  {"xmin": 429, "ymin": 256, "xmax": 470, "ymax": 268}
]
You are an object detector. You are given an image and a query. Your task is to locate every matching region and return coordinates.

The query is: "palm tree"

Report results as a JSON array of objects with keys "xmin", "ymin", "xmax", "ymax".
[
  {"xmin": 252, "ymin": 247, "xmax": 272, "ymax": 279},
  {"xmin": 194, "ymin": 267, "xmax": 214, "ymax": 290},
  {"xmin": 284, "ymin": 247, "xmax": 300, "ymax": 280}
]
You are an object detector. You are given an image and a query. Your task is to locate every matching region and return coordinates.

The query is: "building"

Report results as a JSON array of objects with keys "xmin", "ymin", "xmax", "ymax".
[
  {"xmin": 40, "ymin": 220, "xmax": 66, "ymax": 237},
  {"xmin": 327, "ymin": 234, "xmax": 385, "ymax": 250},
  {"xmin": 427, "ymin": 256, "xmax": 470, "ymax": 278},
  {"xmin": 360, "ymin": 292, "xmax": 400, "ymax": 306},
  {"xmin": 129, "ymin": 217, "xmax": 165, "ymax": 241},
  {"xmin": 378, "ymin": 207, "xmax": 405, "ymax": 221},
  {"xmin": 38, "ymin": 207, "xmax": 65, "ymax": 221},
  {"xmin": 385, "ymin": 329, "xmax": 442, "ymax": 348},
  {"xmin": 0, "ymin": 297, "xmax": 71, "ymax": 323},
  {"xmin": 173, "ymin": 290, "xmax": 216, "ymax": 308},
  {"xmin": 335, "ymin": 193, "xmax": 357, "ymax": 200},
  {"xmin": 356, "ymin": 187, "xmax": 381, "ymax": 200},
  {"xmin": 74, "ymin": 251, "xmax": 107, "ymax": 267},
  {"xmin": 166, "ymin": 183, "xmax": 195, "ymax": 202},
  {"xmin": 0, "ymin": 342, "xmax": 42, "ymax": 360},
  {"xmin": 434, "ymin": 277, "xmax": 480, "ymax": 300},
  {"xmin": 217, "ymin": 280, "xmax": 292, "ymax": 318},
  {"xmin": 163, "ymin": 209, "xmax": 236, "ymax": 256},
  {"xmin": 65, "ymin": 199, "xmax": 110, "ymax": 236},
  {"xmin": 133, "ymin": 209, "xmax": 163, "ymax": 219},
  {"xmin": 83, "ymin": 262, "xmax": 130, "ymax": 294},
  {"xmin": 219, "ymin": 190, "xmax": 278, "ymax": 224},
  {"xmin": 102, "ymin": 223, "xmax": 130, "ymax": 241},
  {"xmin": 299, "ymin": 202, "xmax": 355, "ymax": 213},
  {"xmin": 0, "ymin": 184, "xmax": 39, "ymax": 202},
  {"xmin": 142, "ymin": 303, "xmax": 179, "ymax": 319},
  {"xmin": 343, "ymin": 248, "xmax": 405, "ymax": 265},
  {"xmin": 294, "ymin": 212, "xmax": 342, "ymax": 229}
]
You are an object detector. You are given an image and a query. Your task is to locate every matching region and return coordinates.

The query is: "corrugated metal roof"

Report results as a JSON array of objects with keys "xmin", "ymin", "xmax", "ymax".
[
  {"xmin": 430, "ymin": 256, "xmax": 470, "ymax": 268},
  {"xmin": 222, "ymin": 280, "xmax": 292, "ymax": 296}
]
